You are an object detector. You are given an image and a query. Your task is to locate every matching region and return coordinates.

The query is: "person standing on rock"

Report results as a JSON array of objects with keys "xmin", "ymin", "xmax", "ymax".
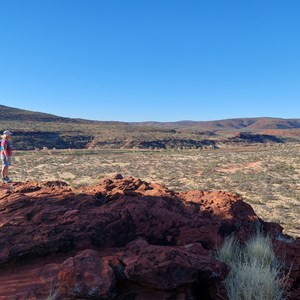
[{"xmin": 1, "ymin": 130, "xmax": 13, "ymax": 183}]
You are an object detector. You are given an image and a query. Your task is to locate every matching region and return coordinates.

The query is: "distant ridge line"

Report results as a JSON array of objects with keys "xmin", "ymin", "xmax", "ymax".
[{"xmin": 1, "ymin": 104, "xmax": 300, "ymax": 130}]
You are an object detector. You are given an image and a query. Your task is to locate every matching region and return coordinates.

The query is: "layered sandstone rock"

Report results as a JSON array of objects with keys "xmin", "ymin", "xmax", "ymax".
[{"xmin": 0, "ymin": 175, "xmax": 299, "ymax": 299}]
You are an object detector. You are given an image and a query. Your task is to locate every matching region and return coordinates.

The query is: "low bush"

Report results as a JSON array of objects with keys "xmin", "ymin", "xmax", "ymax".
[{"xmin": 215, "ymin": 233, "xmax": 288, "ymax": 300}]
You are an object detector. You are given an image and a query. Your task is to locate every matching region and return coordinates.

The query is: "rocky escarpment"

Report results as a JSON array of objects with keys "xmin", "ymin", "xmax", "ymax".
[
  {"xmin": 0, "ymin": 176, "xmax": 299, "ymax": 300},
  {"xmin": 11, "ymin": 131, "xmax": 93, "ymax": 150},
  {"xmin": 120, "ymin": 139, "xmax": 217, "ymax": 149},
  {"xmin": 225, "ymin": 132, "xmax": 285, "ymax": 144}
]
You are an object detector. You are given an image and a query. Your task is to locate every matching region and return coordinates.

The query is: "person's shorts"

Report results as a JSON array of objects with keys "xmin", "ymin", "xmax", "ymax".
[{"xmin": 1, "ymin": 155, "xmax": 12, "ymax": 167}]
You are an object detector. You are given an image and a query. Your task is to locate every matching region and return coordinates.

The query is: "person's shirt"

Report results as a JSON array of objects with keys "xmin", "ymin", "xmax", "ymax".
[{"xmin": 1, "ymin": 139, "xmax": 12, "ymax": 156}]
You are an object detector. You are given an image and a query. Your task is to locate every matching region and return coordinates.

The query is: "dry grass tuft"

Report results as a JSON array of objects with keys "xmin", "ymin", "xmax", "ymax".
[
  {"xmin": 215, "ymin": 233, "xmax": 288, "ymax": 300},
  {"xmin": 44, "ymin": 288, "xmax": 60, "ymax": 300}
]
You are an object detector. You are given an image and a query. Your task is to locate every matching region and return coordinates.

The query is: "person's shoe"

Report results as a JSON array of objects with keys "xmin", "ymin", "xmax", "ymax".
[
  {"xmin": 5, "ymin": 177, "xmax": 12, "ymax": 183},
  {"xmin": 2, "ymin": 178, "xmax": 9, "ymax": 183}
]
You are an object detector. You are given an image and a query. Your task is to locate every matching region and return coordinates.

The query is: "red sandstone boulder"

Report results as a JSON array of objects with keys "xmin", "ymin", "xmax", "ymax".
[
  {"xmin": 122, "ymin": 238, "xmax": 229, "ymax": 295},
  {"xmin": 0, "ymin": 176, "xmax": 299, "ymax": 299},
  {"xmin": 58, "ymin": 249, "xmax": 116, "ymax": 299},
  {"xmin": 274, "ymin": 237, "xmax": 300, "ymax": 300}
]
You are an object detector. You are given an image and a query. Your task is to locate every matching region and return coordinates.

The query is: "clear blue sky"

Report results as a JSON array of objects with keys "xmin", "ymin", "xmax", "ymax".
[{"xmin": 0, "ymin": 0, "xmax": 299, "ymax": 122}]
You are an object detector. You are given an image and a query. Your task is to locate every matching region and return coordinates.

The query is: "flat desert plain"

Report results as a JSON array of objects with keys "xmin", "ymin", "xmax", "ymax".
[{"xmin": 10, "ymin": 143, "xmax": 300, "ymax": 237}]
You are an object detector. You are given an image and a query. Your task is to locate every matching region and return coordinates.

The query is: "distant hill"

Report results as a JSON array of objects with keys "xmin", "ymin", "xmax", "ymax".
[
  {"xmin": 132, "ymin": 117, "xmax": 300, "ymax": 131},
  {"xmin": 1, "ymin": 104, "xmax": 300, "ymax": 150},
  {"xmin": 0, "ymin": 104, "xmax": 122, "ymax": 125},
  {"xmin": 2, "ymin": 104, "xmax": 300, "ymax": 130},
  {"xmin": 0, "ymin": 104, "xmax": 75, "ymax": 123}
]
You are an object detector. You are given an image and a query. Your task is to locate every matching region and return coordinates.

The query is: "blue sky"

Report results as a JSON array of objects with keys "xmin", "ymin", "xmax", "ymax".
[{"xmin": 0, "ymin": 0, "xmax": 299, "ymax": 121}]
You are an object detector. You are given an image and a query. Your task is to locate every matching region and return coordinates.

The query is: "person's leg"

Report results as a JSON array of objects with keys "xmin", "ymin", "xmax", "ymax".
[
  {"xmin": 5, "ymin": 156, "xmax": 12, "ymax": 181},
  {"xmin": 1, "ymin": 165, "xmax": 5, "ymax": 179},
  {"xmin": 1, "ymin": 155, "xmax": 9, "ymax": 181},
  {"xmin": 6, "ymin": 156, "xmax": 11, "ymax": 179},
  {"xmin": 4, "ymin": 166, "xmax": 8, "ymax": 178},
  {"xmin": 1, "ymin": 156, "xmax": 5, "ymax": 179}
]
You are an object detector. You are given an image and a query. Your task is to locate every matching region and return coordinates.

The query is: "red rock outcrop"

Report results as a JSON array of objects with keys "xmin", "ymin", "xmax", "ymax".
[{"xmin": 0, "ymin": 175, "xmax": 299, "ymax": 299}]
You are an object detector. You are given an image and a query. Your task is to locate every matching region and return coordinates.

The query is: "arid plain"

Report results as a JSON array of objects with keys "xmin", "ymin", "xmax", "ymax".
[{"xmin": 10, "ymin": 143, "xmax": 300, "ymax": 237}]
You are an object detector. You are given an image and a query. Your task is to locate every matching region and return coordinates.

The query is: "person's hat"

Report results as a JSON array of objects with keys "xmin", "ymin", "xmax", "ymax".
[{"xmin": 3, "ymin": 130, "xmax": 13, "ymax": 136}]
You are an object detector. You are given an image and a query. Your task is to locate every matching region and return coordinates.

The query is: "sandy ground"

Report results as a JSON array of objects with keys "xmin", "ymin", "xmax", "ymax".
[{"xmin": 8, "ymin": 145, "xmax": 300, "ymax": 237}]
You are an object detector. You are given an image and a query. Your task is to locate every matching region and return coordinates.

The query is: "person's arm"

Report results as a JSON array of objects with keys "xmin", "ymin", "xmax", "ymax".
[{"xmin": 2, "ymin": 142, "xmax": 9, "ymax": 158}]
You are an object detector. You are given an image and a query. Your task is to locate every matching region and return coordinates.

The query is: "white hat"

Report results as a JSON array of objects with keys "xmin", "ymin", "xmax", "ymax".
[{"xmin": 3, "ymin": 130, "xmax": 13, "ymax": 136}]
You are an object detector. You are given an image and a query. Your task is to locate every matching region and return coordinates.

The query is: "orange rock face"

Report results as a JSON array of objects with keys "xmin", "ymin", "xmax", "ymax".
[{"xmin": 0, "ymin": 175, "xmax": 299, "ymax": 299}]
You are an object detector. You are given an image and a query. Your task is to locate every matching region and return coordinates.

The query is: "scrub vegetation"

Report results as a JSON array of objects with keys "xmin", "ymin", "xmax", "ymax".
[
  {"xmin": 10, "ymin": 143, "xmax": 300, "ymax": 237},
  {"xmin": 215, "ymin": 233, "xmax": 288, "ymax": 300}
]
